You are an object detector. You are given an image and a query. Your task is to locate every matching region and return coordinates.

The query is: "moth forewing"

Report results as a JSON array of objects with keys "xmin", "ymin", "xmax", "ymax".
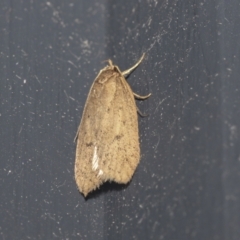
[
  {"xmin": 75, "ymin": 54, "xmax": 150, "ymax": 197},
  {"xmin": 98, "ymin": 76, "xmax": 140, "ymax": 184}
]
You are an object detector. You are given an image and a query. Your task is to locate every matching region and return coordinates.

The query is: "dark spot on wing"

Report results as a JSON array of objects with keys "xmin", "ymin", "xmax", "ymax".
[
  {"xmin": 86, "ymin": 142, "xmax": 93, "ymax": 147},
  {"xmin": 115, "ymin": 135, "xmax": 123, "ymax": 140}
]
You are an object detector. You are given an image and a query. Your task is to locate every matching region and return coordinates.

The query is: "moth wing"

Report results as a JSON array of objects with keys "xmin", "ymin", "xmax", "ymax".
[
  {"xmin": 75, "ymin": 71, "xmax": 140, "ymax": 196},
  {"xmin": 75, "ymin": 70, "xmax": 121, "ymax": 196},
  {"xmin": 97, "ymin": 75, "xmax": 140, "ymax": 184}
]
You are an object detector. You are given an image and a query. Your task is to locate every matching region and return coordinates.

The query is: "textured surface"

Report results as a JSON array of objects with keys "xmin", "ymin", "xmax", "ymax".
[{"xmin": 1, "ymin": 0, "xmax": 240, "ymax": 239}]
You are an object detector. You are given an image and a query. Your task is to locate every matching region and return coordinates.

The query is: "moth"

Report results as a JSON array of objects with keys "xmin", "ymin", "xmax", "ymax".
[{"xmin": 75, "ymin": 54, "xmax": 151, "ymax": 197}]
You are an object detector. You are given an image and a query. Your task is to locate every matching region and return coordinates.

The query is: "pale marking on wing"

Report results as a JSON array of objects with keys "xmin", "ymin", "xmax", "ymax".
[
  {"xmin": 92, "ymin": 146, "xmax": 99, "ymax": 171},
  {"xmin": 97, "ymin": 169, "xmax": 103, "ymax": 177},
  {"xmin": 92, "ymin": 146, "xmax": 104, "ymax": 177}
]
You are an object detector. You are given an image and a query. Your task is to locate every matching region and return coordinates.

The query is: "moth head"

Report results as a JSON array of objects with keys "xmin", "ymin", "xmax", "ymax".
[
  {"xmin": 101, "ymin": 60, "xmax": 121, "ymax": 73},
  {"xmin": 94, "ymin": 60, "xmax": 123, "ymax": 84}
]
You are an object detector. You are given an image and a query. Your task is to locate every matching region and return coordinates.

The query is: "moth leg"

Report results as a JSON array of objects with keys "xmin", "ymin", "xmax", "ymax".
[
  {"xmin": 134, "ymin": 92, "xmax": 151, "ymax": 117},
  {"xmin": 134, "ymin": 92, "xmax": 151, "ymax": 100},
  {"xmin": 136, "ymin": 106, "xmax": 148, "ymax": 117},
  {"xmin": 122, "ymin": 53, "xmax": 145, "ymax": 77}
]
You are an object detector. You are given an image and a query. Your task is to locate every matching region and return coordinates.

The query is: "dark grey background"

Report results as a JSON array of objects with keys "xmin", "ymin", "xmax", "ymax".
[{"xmin": 0, "ymin": 0, "xmax": 240, "ymax": 239}]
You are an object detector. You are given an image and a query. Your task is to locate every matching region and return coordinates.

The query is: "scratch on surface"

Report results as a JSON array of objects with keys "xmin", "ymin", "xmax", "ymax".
[
  {"xmin": 182, "ymin": 97, "xmax": 194, "ymax": 112},
  {"xmin": 68, "ymin": 96, "xmax": 76, "ymax": 101},
  {"xmin": 154, "ymin": 96, "xmax": 168, "ymax": 114},
  {"xmin": 46, "ymin": 2, "xmax": 66, "ymax": 27},
  {"xmin": 149, "ymin": 33, "xmax": 165, "ymax": 52},
  {"xmin": 154, "ymin": 135, "xmax": 160, "ymax": 152},
  {"xmin": 80, "ymin": 39, "xmax": 92, "ymax": 55},
  {"xmin": 19, "ymin": 127, "xmax": 23, "ymax": 134},
  {"xmin": 67, "ymin": 60, "xmax": 78, "ymax": 68},
  {"xmin": 64, "ymin": 90, "xmax": 69, "ymax": 104},
  {"xmin": 34, "ymin": 75, "xmax": 41, "ymax": 85},
  {"xmin": 56, "ymin": 180, "xmax": 66, "ymax": 188},
  {"xmin": 70, "ymin": 51, "xmax": 81, "ymax": 61}
]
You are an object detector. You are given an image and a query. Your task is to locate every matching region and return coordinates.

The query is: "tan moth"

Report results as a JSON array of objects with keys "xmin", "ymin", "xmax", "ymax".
[{"xmin": 75, "ymin": 54, "xmax": 151, "ymax": 197}]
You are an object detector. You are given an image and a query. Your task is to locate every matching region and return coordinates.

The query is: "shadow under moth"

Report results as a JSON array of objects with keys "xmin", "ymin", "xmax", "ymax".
[{"xmin": 75, "ymin": 54, "xmax": 151, "ymax": 197}]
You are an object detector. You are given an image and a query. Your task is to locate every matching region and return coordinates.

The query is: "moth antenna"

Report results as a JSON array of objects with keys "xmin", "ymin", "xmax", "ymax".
[{"xmin": 122, "ymin": 53, "xmax": 145, "ymax": 77}]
